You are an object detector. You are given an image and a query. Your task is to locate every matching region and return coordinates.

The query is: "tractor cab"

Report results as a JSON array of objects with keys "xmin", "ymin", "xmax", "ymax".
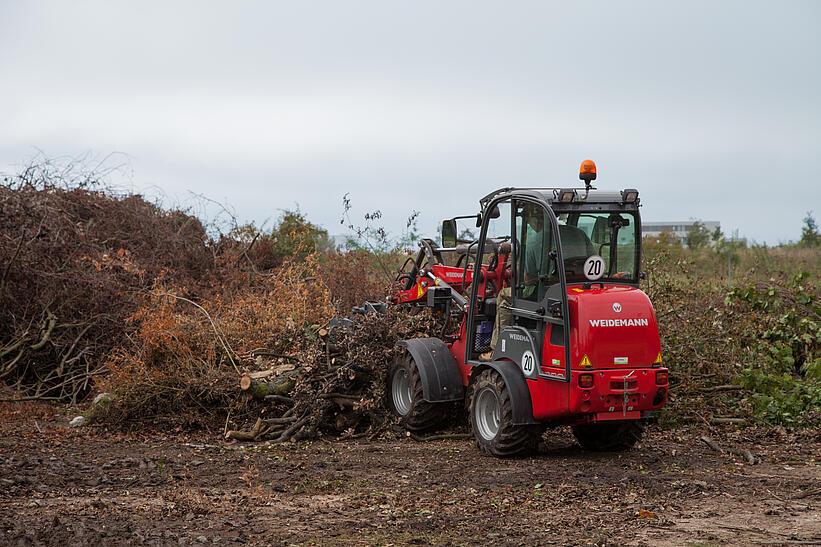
[{"xmin": 386, "ymin": 160, "xmax": 668, "ymax": 457}]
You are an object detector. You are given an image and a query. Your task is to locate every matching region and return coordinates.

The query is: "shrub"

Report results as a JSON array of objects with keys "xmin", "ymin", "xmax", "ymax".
[
  {"xmin": 728, "ymin": 272, "xmax": 820, "ymax": 425},
  {"xmin": 96, "ymin": 255, "xmax": 333, "ymax": 427}
]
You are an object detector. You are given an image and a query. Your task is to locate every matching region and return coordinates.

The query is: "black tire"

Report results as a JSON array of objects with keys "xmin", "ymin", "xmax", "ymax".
[
  {"xmin": 571, "ymin": 421, "xmax": 645, "ymax": 452},
  {"xmin": 469, "ymin": 369, "xmax": 542, "ymax": 457},
  {"xmin": 386, "ymin": 354, "xmax": 447, "ymax": 432}
]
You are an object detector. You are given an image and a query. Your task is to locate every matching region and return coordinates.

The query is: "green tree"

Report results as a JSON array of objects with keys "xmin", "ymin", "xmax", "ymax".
[
  {"xmin": 799, "ymin": 211, "xmax": 819, "ymax": 248},
  {"xmin": 656, "ymin": 230, "xmax": 683, "ymax": 248},
  {"xmin": 271, "ymin": 209, "xmax": 331, "ymax": 258},
  {"xmin": 685, "ymin": 221, "xmax": 711, "ymax": 249}
]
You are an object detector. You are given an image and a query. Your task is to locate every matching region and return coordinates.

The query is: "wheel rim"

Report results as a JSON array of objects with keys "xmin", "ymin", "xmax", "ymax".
[
  {"xmin": 391, "ymin": 367, "xmax": 412, "ymax": 416},
  {"xmin": 474, "ymin": 388, "xmax": 501, "ymax": 441}
]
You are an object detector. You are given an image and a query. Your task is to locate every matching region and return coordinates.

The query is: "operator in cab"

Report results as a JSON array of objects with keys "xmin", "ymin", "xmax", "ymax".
[{"xmin": 480, "ymin": 202, "xmax": 545, "ymax": 360}]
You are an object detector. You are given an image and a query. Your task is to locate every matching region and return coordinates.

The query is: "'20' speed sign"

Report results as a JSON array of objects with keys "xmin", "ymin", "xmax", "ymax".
[
  {"xmin": 584, "ymin": 255, "xmax": 605, "ymax": 281},
  {"xmin": 521, "ymin": 350, "xmax": 536, "ymax": 375}
]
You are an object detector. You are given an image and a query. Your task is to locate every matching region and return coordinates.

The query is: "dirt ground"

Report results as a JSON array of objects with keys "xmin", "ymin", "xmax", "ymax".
[{"xmin": 1, "ymin": 404, "xmax": 819, "ymax": 546}]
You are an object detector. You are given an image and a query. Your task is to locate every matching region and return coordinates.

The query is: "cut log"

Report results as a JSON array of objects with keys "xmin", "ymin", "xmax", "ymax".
[
  {"xmin": 701, "ymin": 435, "xmax": 723, "ymax": 453},
  {"xmin": 264, "ymin": 416, "xmax": 297, "ymax": 426},
  {"xmin": 701, "ymin": 435, "xmax": 760, "ymax": 464},
  {"xmin": 240, "ymin": 369, "xmax": 299, "ymax": 399},
  {"xmin": 273, "ymin": 415, "xmax": 310, "ymax": 443},
  {"xmin": 244, "ymin": 363, "xmax": 296, "ymax": 382},
  {"xmin": 225, "ymin": 418, "xmax": 265, "ymax": 441}
]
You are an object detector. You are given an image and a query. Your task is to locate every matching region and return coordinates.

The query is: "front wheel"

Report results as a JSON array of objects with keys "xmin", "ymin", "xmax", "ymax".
[
  {"xmin": 469, "ymin": 369, "xmax": 542, "ymax": 457},
  {"xmin": 386, "ymin": 354, "xmax": 447, "ymax": 431},
  {"xmin": 571, "ymin": 421, "xmax": 645, "ymax": 452}
]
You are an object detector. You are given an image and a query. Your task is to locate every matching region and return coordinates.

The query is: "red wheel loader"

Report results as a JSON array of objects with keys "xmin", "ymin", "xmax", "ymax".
[{"xmin": 385, "ymin": 160, "xmax": 669, "ymax": 456}]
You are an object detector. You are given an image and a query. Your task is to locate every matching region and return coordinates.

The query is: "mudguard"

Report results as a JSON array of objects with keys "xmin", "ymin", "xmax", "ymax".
[
  {"xmin": 481, "ymin": 361, "xmax": 537, "ymax": 425},
  {"xmin": 397, "ymin": 338, "xmax": 464, "ymax": 402},
  {"xmin": 492, "ymin": 326, "xmax": 542, "ymax": 380}
]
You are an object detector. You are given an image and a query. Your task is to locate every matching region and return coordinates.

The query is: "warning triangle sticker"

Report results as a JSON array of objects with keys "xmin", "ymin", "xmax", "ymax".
[
  {"xmin": 654, "ymin": 352, "xmax": 663, "ymax": 364},
  {"xmin": 579, "ymin": 354, "xmax": 592, "ymax": 368}
]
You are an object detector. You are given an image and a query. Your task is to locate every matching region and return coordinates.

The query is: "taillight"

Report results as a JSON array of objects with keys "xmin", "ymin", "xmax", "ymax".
[
  {"xmin": 578, "ymin": 373, "xmax": 594, "ymax": 388},
  {"xmin": 656, "ymin": 371, "xmax": 669, "ymax": 385}
]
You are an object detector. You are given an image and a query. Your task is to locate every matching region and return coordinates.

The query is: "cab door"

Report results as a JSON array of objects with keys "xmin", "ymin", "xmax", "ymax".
[{"xmin": 507, "ymin": 199, "xmax": 570, "ymax": 382}]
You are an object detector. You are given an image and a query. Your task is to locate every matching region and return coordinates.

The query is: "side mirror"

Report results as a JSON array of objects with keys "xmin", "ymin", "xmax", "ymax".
[
  {"xmin": 609, "ymin": 214, "xmax": 630, "ymax": 228},
  {"xmin": 441, "ymin": 219, "xmax": 457, "ymax": 248}
]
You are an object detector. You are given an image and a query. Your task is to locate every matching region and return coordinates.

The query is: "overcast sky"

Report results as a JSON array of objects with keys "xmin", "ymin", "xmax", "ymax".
[{"xmin": 1, "ymin": 1, "xmax": 819, "ymax": 244}]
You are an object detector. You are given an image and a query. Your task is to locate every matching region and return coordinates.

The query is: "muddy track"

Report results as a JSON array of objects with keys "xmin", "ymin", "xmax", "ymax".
[{"xmin": 1, "ymin": 406, "xmax": 819, "ymax": 545}]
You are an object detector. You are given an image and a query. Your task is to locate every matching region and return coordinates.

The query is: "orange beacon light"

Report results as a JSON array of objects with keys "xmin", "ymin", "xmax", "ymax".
[{"xmin": 579, "ymin": 159, "xmax": 597, "ymax": 181}]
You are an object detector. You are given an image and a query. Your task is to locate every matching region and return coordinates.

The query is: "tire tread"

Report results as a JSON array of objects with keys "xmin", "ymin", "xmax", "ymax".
[
  {"xmin": 387, "ymin": 355, "xmax": 447, "ymax": 432},
  {"xmin": 470, "ymin": 369, "xmax": 542, "ymax": 457}
]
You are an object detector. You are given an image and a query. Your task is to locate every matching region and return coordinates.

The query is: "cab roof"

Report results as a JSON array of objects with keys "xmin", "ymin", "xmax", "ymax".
[{"xmin": 479, "ymin": 187, "xmax": 640, "ymax": 211}]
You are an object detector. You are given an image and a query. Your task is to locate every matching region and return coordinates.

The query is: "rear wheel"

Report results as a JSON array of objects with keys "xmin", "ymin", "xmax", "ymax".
[
  {"xmin": 386, "ymin": 354, "xmax": 447, "ymax": 431},
  {"xmin": 571, "ymin": 421, "xmax": 645, "ymax": 452},
  {"xmin": 469, "ymin": 369, "xmax": 542, "ymax": 457}
]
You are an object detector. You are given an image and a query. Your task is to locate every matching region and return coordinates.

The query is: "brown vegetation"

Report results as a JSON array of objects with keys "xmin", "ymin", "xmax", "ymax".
[{"xmin": 0, "ymin": 163, "xmax": 214, "ymax": 403}]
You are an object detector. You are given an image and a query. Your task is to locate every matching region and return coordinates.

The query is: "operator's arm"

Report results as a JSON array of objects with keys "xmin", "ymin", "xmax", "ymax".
[
  {"xmin": 524, "ymin": 271, "xmax": 538, "ymax": 286},
  {"xmin": 523, "ymin": 231, "xmax": 542, "ymax": 286}
]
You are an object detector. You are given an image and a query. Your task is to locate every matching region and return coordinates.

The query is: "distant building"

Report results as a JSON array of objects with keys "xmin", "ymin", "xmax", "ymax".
[{"xmin": 642, "ymin": 221, "xmax": 720, "ymax": 243}]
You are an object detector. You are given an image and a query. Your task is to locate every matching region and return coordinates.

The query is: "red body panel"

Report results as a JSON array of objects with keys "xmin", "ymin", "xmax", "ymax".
[
  {"xmin": 526, "ymin": 366, "xmax": 667, "ymax": 422},
  {"xmin": 567, "ymin": 285, "xmax": 661, "ymax": 370},
  {"xmin": 430, "ymin": 264, "xmax": 474, "ymax": 290},
  {"xmin": 529, "ymin": 285, "xmax": 667, "ymax": 422},
  {"xmin": 450, "ymin": 321, "xmax": 472, "ymax": 384},
  {"xmin": 396, "ymin": 264, "xmax": 475, "ymax": 303},
  {"xmin": 395, "ymin": 253, "xmax": 509, "ymax": 305}
]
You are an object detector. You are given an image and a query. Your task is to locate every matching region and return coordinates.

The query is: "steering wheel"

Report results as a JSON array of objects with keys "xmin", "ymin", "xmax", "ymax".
[{"xmin": 564, "ymin": 256, "xmax": 589, "ymax": 282}]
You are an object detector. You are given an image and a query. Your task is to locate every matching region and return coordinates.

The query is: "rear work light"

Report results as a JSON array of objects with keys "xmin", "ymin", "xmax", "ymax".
[
  {"xmin": 656, "ymin": 371, "xmax": 669, "ymax": 385},
  {"xmin": 578, "ymin": 373, "xmax": 594, "ymax": 388},
  {"xmin": 556, "ymin": 188, "xmax": 576, "ymax": 203},
  {"xmin": 621, "ymin": 188, "xmax": 639, "ymax": 203}
]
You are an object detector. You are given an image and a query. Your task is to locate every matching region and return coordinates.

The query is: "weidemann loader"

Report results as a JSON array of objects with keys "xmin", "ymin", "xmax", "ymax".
[{"xmin": 385, "ymin": 160, "xmax": 669, "ymax": 456}]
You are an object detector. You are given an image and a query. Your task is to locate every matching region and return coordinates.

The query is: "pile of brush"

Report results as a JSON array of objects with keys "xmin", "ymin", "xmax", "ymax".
[{"xmin": 226, "ymin": 308, "xmax": 443, "ymax": 442}]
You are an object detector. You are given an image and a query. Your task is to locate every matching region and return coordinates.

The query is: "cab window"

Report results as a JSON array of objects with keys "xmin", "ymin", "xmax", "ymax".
[
  {"xmin": 515, "ymin": 201, "xmax": 554, "ymax": 302},
  {"xmin": 556, "ymin": 212, "xmax": 638, "ymax": 282}
]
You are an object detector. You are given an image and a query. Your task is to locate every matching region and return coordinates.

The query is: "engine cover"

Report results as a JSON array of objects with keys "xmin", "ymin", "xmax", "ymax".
[{"xmin": 568, "ymin": 285, "xmax": 661, "ymax": 370}]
